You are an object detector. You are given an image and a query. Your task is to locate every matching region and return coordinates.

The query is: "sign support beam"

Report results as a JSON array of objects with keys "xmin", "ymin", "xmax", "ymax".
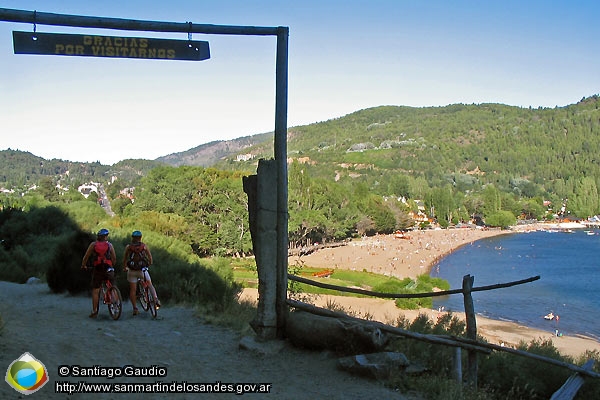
[{"xmin": 0, "ymin": 8, "xmax": 280, "ymax": 36}]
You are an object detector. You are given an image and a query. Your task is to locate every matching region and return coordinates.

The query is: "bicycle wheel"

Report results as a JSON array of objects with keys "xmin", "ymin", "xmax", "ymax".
[
  {"xmin": 148, "ymin": 290, "xmax": 157, "ymax": 318},
  {"xmin": 107, "ymin": 286, "xmax": 122, "ymax": 320},
  {"xmin": 137, "ymin": 281, "xmax": 149, "ymax": 311}
]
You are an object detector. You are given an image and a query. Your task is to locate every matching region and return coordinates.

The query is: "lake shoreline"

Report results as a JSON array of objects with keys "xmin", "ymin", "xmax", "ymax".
[
  {"xmin": 276, "ymin": 226, "xmax": 600, "ymax": 358},
  {"xmin": 289, "ymin": 227, "xmax": 513, "ymax": 280}
]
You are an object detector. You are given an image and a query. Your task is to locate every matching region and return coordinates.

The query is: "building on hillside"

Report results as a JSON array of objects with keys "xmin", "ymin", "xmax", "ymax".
[
  {"xmin": 119, "ymin": 187, "xmax": 135, "ymax": 201},
  {"xmin": 236, "ymin": 153, "xmax": 254, "ymax": 162},
  {"xmin": 78, "ymin": 183, "xmax": 98, "ymax": 198}
]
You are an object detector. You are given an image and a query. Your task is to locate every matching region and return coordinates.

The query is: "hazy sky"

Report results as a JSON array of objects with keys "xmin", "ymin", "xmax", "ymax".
[{"xmin": 1, "ymin": 1, "xmax": 599, "ymax": 164}]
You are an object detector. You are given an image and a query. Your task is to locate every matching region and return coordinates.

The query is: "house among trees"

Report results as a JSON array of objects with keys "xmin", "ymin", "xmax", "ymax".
[
  {"xmin": 235, "ymin": 153, "xmax": 254, "ymax": 162},
  {"xmin": 119, "ymin": 187, "xmax": 135, "ymax": 201},
  {"xmin": 77, "ymin": 183, "xmax": 98, "ymax": 198}
]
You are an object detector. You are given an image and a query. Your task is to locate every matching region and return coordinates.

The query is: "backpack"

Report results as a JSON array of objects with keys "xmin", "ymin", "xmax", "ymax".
[
  {"xmin": 93, "ymin": 241, "xmax": 113, "ymax": 269},
  {"xmin": 127, "ymin": 242, "xmax": 149, "ymax": 270}
]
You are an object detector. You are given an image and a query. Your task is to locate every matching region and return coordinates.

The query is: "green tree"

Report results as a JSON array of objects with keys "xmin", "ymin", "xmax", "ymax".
[
  {"xmin": 519, "ymin": 199, "xmax": 545, "ymax": 220},
  {"xmin": 482, "ymin": 184, "xmax": 501, "ymax": 216},
  {"xmin": 132, "ymin": 166, "xmax": 251, "ymax": 256},
  {"xmin": 429, "ymin": 185, "xmax": 454, "ymax": 225},
  {"xmin": 111, "ymin": 197, "xmax": 132, "ymax": 216},
  {"xmin": 570, "ymin": 177, "xmax": 599, "ymax": 217},
  {"xmin": 485, "ymin": 210, "xmax": 516, "ymax": 228},
  {"xmin": 37, "ymin": 177, "xmax": 60, "ymax": 202}
]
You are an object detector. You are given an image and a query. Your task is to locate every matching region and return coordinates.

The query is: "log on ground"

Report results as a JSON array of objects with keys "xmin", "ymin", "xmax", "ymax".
[{"xmin": 285, "ymin": 310, "xmax": 388, "ymax": 355}]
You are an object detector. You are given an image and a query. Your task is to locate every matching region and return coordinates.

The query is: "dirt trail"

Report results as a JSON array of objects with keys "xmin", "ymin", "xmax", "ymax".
[{"xmin": 0, "ymin": 281, "xmax": 412, "ymax": 400}]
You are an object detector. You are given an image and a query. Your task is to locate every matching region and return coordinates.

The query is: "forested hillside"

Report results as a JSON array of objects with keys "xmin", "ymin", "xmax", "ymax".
[
  {"xmin": 218, "ymin": 95, "xmax": 600, "ymax": 222},
  {"xmin": 2, "ymin": 96, "xmax": 600, "ymax": 255},
  {"xmin": 0, "ymin": 150, "xmax": 110, "ymax": 188},
  {"xmin": 0, "ymin": 150, "xmax": 162, "ymax": 190}
]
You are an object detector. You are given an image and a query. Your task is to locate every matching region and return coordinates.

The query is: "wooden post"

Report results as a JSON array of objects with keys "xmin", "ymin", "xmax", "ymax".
[
  {"xmin": 274, "ymin": 27, "xmax": 289, "ymax": 338},
  {"xmin": 453, "ymin": 347, "xmax": 463, "ymax": 385},
  {"xmin": 462, "ymin": 274, "xmax": 478, "ymax": 388},
  {"xmin": 244, "ymin": 160, "xmax": 278, "ymax": 340}
]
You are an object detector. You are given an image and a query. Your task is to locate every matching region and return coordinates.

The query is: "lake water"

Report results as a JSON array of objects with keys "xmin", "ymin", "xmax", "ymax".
[{"xmin": 430, "ymin": 229, "xmax": 600, "ymax": 340}]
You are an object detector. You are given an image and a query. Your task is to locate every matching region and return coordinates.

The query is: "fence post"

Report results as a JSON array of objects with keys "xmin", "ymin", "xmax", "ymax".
[
  {"xmin": 453, "ymin": 347, "xmax": 463, "ymax": 386},
  {"xmin": 462, "ymin": 274, "xmax": 478, "ymax": 388}
]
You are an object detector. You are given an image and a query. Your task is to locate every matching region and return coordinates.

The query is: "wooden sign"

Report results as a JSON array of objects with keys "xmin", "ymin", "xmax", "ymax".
[{"xmin": 13, "ymin": 31, "xmax": 210, "ymax": 61}]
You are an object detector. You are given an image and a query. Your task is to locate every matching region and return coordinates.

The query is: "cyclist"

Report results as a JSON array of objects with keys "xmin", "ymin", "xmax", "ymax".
[
  {"xmin": 123, "ymin": 230, "xmax": 160, "ymax": 315},
  {"xmin": 81, "ymin": 228, "xmax": 117, "ymax": 318}
]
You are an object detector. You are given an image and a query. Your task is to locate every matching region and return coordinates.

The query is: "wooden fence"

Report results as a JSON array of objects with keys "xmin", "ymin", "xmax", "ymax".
[{"xmin": 287, "ymin": 272, "xmax": 599, "ymax": 395}]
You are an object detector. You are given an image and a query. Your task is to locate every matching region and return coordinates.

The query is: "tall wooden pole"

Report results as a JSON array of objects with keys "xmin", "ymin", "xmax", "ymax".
[{"xmin": 274, "ymin": 27, "xmax": 289, "ymax": 338}]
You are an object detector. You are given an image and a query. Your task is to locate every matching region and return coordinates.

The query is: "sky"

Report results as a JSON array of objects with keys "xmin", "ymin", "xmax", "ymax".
[{"xmin": 1, "ymin": 1, "xmax": 599, "ymax": 165}]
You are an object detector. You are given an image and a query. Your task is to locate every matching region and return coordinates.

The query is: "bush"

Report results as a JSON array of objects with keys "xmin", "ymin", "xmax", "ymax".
[
  {"xmin": 153, "ymin": 259, "xmax": 241, "ymax": 311},
  {"xmin": 478, "ymin": 338, "xmax": 599, "ymax": 399},
  {"xmin": 0, "ymin": 245, "xmax": 28, "ymax": 282},
  {"xmin": 388, "ymin": 312, "xmax": 466, "ymax": 377},
  {"xmin": 0, "ymin": 206, "xmax": 86, "ymax": 284},
  {"xmin": 387, "ymin": 313, "xmax": 600, "ymax": 399},
  {"xmin": 46, "ymin": 231, "xmax": 95, "ymax": 294}
]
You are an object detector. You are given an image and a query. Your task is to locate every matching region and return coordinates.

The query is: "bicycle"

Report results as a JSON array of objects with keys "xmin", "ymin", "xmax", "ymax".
[
  {"xmin": 100, "ymin": 268, "xmax": 122, "ymax": 320},
  {"xmin": 85, "ymin": 265, "xmax": 122, "ymax": 320},
  {"xmin": 136, "ymin": 267, "xmax": 157, "ymax": 318}
]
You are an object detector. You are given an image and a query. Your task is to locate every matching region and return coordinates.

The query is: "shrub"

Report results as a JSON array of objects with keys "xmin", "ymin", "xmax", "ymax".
[
  {"xmin": 152, "ymin": 259, "xmax": 241, "ymax": 311},
  {"xmin": 0, "ymin": 246, "xmax": 28, "ymax": 282},
  {"xmin": 47, "ymin": 231, "xmax": 95, "ymax": 294},
  {"xmin": 388, "ymin": 312, "xmax": 466, "ymax": 377},
  {"xmin": 478, "ymin": 338, "xmax": 586, "ymax": 399},
  {"xmin": 387, "ymin": 312, "xmax": 600, "ymax": 399}
]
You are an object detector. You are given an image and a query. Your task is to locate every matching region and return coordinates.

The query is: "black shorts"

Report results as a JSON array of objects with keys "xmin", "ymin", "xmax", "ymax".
[{"xmin": 91, "ymin": 268, "xmax": 115, "ymax": 289}]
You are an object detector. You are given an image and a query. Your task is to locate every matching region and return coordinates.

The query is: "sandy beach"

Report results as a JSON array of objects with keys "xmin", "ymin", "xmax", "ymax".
[
  {"xmin": 289, "ymin": 228, "xmax": 510, "ymax": 280},
  {"xmin": 266, "ymin": 227, "xmax": 600, "ymax": 358}
]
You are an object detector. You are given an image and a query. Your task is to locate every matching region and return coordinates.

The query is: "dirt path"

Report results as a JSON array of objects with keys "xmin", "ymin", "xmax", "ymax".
[{"xmin": 0, "ymin": 281, "xmax": 413, "ymax": 400}]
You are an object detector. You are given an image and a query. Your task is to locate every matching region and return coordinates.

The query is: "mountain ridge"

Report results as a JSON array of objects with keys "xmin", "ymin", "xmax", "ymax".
[
  {"xmin": 155, "ymin": 132, "xmax": 272, "ymax": 167},
  {"xmin": 3, "ymin": 95, "xmax": 600, "ymax": 207}
]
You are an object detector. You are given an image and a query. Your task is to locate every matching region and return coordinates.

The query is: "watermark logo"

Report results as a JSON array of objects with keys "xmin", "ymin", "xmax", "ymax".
[{"xmin": 5, "ymin": 352, "xmax": 49, "ymax": 395}]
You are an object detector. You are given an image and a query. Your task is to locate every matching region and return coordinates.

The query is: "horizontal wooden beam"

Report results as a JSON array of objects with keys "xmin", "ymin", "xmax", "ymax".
[
  {"xmin": 288, "ymin": 273, "xmax": 540, "ymax": 299},
  {"xmin": 287, "ymin": 298, "xmax": 492, "ymax": 353},
  {"xmin": 0, "ymin": 8, "xmax": 281, "ymax": 36}
]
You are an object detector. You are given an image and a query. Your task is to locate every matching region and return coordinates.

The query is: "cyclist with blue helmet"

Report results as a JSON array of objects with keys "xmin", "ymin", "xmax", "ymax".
[
  {"xmin": 123, "ymin": 230, "xmax": 161, "ymax": 315},
  {"xmin": 81, "ymin": 228, "xmax": 117, "ymax": 318}
]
